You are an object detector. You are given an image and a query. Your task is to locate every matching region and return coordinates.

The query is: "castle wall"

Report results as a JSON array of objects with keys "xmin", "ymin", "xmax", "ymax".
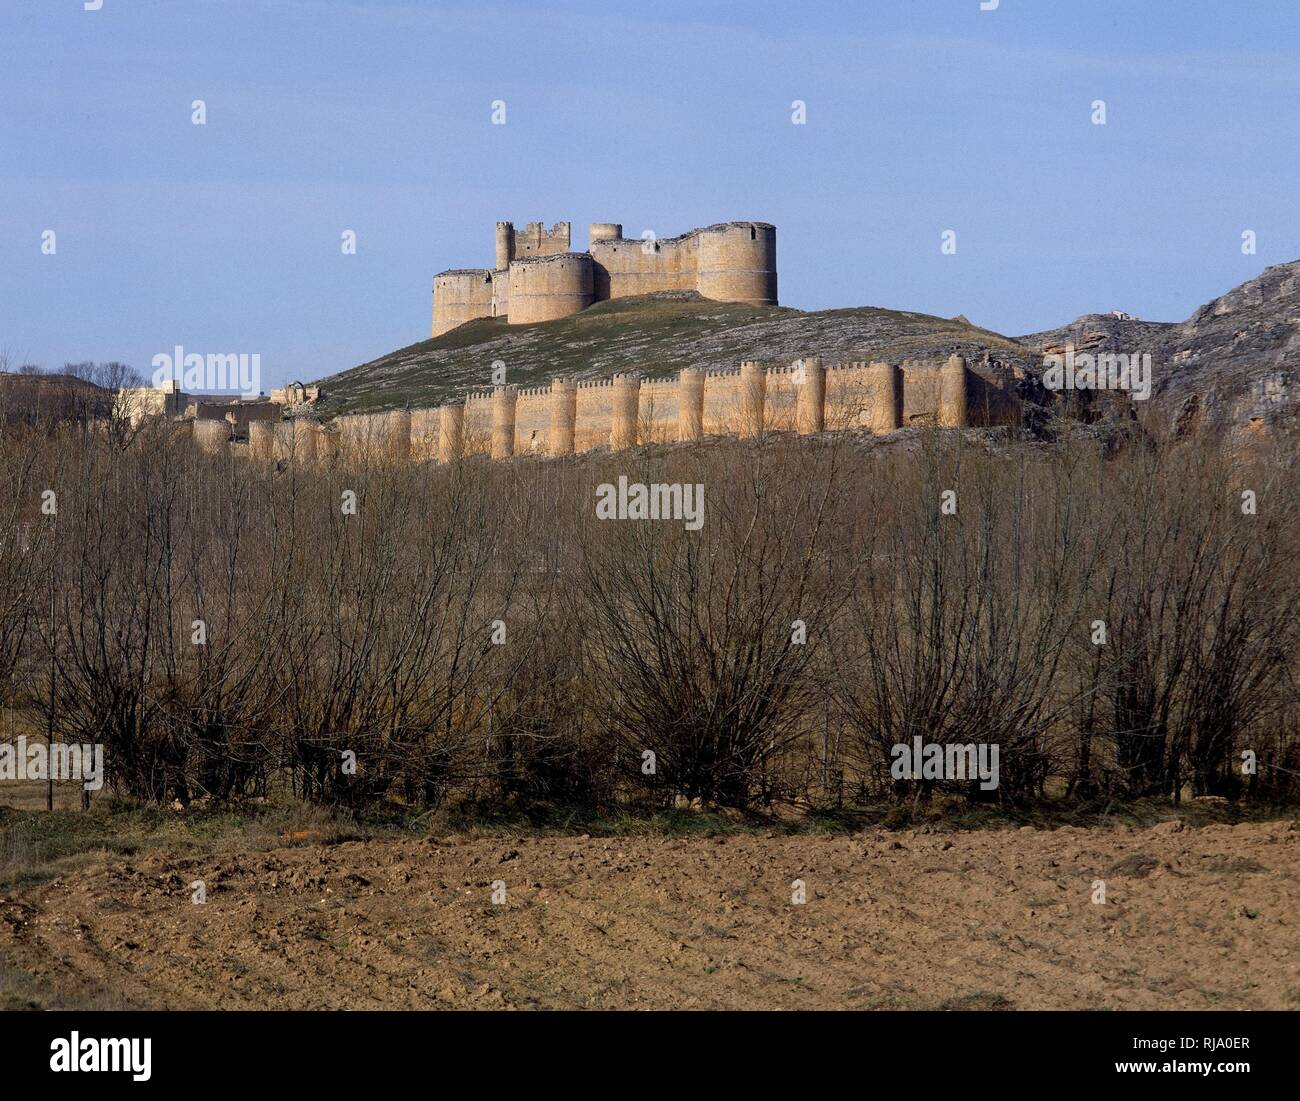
[
  {"xmin": 638, "ymin": 378, "xmax": 680, "ymax": 445},
  {"xmin": 334, "ymin": 411, "xmax": 388, "ymax": 461},
  {"xmin": 588, "ymin": 234, "xmax": 699, "ymax": 301},
  {"xmin": 514, "ymin": 386, "xmax": 551, "ymax": 454},
  {"xmin": 193, "ymin": 418, "xmax": 229, "ymax": 455},
  {"xmin": 432, "ymin": 269, "xmax": 495, "ymax": 337},
  {"xmin": 411, "ymin": 408, "xmax": 440, "ymax": 460},
  {"xmin": 463, "ymin": 392, "xmax": 494, "ymax": 455},
  {"xmin": 765, "ymin": 364, "xmax": 801, "ymax": 433},
  {"xmin": 701, "ymin": 369, "xmax": 745, "ymax": 436},
  {"xmin": 273, "ymin": 419, "xmax": 318, "ymax": 463},
  {"xmin": 490, "ymin": 269, "xmax": 509, "ymax": 318},
  {"xmin": 284, "ymin": 355, "xmax": 1009, "ymax": 470},
  {"xmin": 574, "ymin": 379, "xmax": 616, "ymax": 453}
]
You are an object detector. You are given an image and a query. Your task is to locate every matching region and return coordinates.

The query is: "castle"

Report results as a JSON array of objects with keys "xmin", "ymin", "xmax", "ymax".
[{"xmin": 431, "ymin": 220, "xmax": 778, "ymax": 336}]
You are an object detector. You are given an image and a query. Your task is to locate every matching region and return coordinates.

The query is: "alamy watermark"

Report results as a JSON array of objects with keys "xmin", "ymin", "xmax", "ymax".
[
  {"xmin": 0, "ymin": 736, "xmax": 104, "ymax": 791},
  {"xmin": 890, "ymin": 737, "xmax": 1000, "ymax": 791},
  {"xmin": 1042, "ymin": 345, "xmax": 1151, "ymax": 401},
  {"xmin": 50, "ymin": 1033, "xmax": 151, "ymax": 1082},
  {"xmin": 596, "ymin": 476, "xmax": 704, "ymax": 530},
  {"xmin": 151, "ymin": 345, "xmax": 261, "ymax": 396}
]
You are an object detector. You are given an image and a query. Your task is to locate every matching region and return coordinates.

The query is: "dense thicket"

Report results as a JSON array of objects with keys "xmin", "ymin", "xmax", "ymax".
[{"xmin": 1, "ymin": 416, "xmax": 1295, "ymax": 811}]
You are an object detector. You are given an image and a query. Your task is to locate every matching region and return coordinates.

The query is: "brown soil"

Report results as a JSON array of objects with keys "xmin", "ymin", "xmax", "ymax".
[{"xmin": 3, "ymin": 821, "xmax": 1297, "ymax": 1010}]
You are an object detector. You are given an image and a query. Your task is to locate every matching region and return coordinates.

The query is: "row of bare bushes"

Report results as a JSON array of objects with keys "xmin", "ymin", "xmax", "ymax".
[{"xmin": 0, "ymin": 415, "xmax": 1296, "ymax": 813}]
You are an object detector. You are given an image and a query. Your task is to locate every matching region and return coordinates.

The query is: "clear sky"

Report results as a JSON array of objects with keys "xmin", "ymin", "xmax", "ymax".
[{"xmin": 2, "ymin": 0, "xmax": 1297, "ymax": 393}]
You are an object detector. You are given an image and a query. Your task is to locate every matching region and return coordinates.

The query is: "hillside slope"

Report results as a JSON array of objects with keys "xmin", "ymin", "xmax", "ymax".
[
  {"xmin": 315, "ymin": 264, "xmax": 1299, "ymax": 436},
  {"xmin": 314, "ymin": 292, "xmax": 1034, "ymax": 416}
]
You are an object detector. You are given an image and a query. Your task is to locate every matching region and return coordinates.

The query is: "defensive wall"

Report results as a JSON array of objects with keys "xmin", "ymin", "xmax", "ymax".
[
  {"xmin": 431, "ymin": 220, "xmax": 778, "ymax": 337},
  {"xmin": 182, "ymin": 355, "xmax": 1018, "ymax": 464}
]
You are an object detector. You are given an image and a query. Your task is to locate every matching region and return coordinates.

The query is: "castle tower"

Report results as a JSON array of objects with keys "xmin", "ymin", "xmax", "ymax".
[
  {"xmin": 249, "ymin": 420, "xmax": 274, "ymax": 460},
  {"xmin": 866, "ymin": 362, "xmax": 902, "ymax": 435},
  {"xmin": 508, "ymin": 254, "xmax": 595, "ymax": 324},
  {"xmin": 679, "ymin": 367, "xmax": 705, "ymax": 441},
  {"xmin": 433, "ymin": 270, "xmax": 495, "ymax": 338},
  {"xmin": 588, "ymin": 223, "xmax": 622, "ymax": 246},
  {"xmin": 796, "ymin": 357, "xmax": 826, "ymax": 435},
  {"xmin": 491, "ymin": 386, "xmax": 517, "ymax": 459},
  {"xmin": 272, "ymin": 420, "xmax": 318, "ymax": 464},
  {"xmin": 739, "ymin": 361, "xmax": 766, "ymax": 437},
  {"xmin": 696, "ymin": 223, "xmax": 778, "ymax": 306},
  {"xmin": 495, "ymin": 222, "xmax": 514, "ymax": 270},
  {"xmin": 548, "ymin": 377, "xmax": 577, "ymax": 456},
  {"xmin": 387, "ymin": 409, "xmax": 412, "ymax": 462},
  {"xmin": 939, "ymin": 355, "xmax": 969, "ymax": 428},
  {"xmin": 438, "ymin": 403, "xmax": 464, "ymax": 463},
  {"xmin": 193, "ymin": 418, "xmax": 229, "ymax": 456},
  {"xmin": 611, "ymin": 373, "xmax": 641, "ymax": 450}
]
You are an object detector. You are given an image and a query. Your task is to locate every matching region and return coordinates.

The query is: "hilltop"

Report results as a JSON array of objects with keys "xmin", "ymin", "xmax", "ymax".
[
  {"xmin": 314, "ymin": 264, "xmax": 1298, "ymax": 438},
  {"xmin": 313, "ymin": 292, "xmax": 1034, "ymax": 417}
]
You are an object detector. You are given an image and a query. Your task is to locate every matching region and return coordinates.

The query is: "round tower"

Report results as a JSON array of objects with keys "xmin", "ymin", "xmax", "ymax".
[
  {"xmin": 939, "ymin": 355, "xmax": 969, "ymax": 428},
  {"xmin": 548, "ymin": 377, "xmax": 577, "ymax": 456},
  {"xmin": 588, "ymin": 223, "xmax": 622, "ymax": 246},
  {"xmin": 491, "ymin": 386, "xmax": 517, "ymax": 459},
  {"xmin": 696, "ymin": 223, "xmax": 777, "ymax": 306},
  {"xmin": 679, "ymin": 367, "xmax": 705, "ymax": 441},
  {"xmin": 438, "ymin": 403, "xmax": 465, "ymax": 463},
  {"xmin": 495, "ymin": 222, "xmax": 515, "ymax": 271},
  {"xmin": 866, "ymin": 362, "xmax": 902, "ymax": 435},
  {"xmin": 272, "ymin": 421, "xmax": 306, "ymax": 464},
  {"xmin": 193, "ymin": 418, "xmax": 229, "ymax": 456},
  {"xmin": 611, "ymin": 373, "xmax": 641, "ymax": 450},
  {"xmin": 796, "ymin": 357, "xmax": 826, "ymax": 435},
  {"xmin": 248, "ymin": 420, "xmax": 274, "ymax": 460},
  {"xmin": 508, "ymin": 254, "xmax": 595, "ymax": 324},
  {"xmin": 432, "ymin": 270, "xmax": 495, "ymax": 337}
]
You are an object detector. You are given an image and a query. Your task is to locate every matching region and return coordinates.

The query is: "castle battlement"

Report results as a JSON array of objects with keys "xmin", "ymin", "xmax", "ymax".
[
  {"xmin": 431, "ymin": 218, "xmax": 778, "ymax": 337},
  {"xmin": 181, "ymin": 353, "xmax": 1020, "ymax": 467}
]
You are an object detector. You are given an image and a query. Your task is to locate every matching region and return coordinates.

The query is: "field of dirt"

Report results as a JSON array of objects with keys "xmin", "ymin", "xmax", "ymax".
[{"xmin": 2, "ymin": 819, "xmax": 1297, "ymax": 1010}]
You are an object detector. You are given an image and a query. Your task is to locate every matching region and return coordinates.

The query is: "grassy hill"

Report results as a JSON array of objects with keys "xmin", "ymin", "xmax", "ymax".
[{"xmin": 313, "ymin": 292, "xmax": 1034, "ymax": 417}]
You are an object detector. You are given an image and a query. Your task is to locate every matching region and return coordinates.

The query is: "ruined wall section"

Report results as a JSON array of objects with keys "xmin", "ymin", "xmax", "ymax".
[{"xmin": 499, "ymin": 221, "xmax": 570, "ymax": 264}]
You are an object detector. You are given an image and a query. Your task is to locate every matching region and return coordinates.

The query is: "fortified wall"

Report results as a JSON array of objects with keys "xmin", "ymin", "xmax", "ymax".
[
  {"xmin": 178, "ymin": 355, "xmax": 1018, "ymax": 465},
  {"xmin": 431, "ymin": 220, "xmax": 778, "ymax": 337}
]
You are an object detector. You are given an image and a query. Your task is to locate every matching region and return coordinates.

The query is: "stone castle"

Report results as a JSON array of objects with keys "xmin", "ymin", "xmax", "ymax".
[
  {"xmin": 127, "ymin": 214, "xmax": 1025, "ymax": 461},
  {"xmin": 431, "ymin": 220, "xmax": 778, "ymax": 336}
]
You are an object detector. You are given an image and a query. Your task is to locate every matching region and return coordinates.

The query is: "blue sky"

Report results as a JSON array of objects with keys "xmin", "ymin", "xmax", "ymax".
[{"xmin": 2, "ymin": 0, "xmax": 1297, "ymax": 392}]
